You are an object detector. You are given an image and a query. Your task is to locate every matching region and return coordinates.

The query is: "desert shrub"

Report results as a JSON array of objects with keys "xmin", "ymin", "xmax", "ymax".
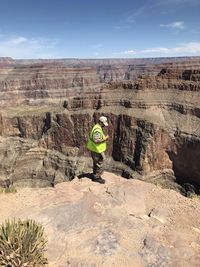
[
  {"xmin": 187, "ymin": 192, "xmax": 198, "ymax": 199},
  {"xmin": 0, "ymin": 219, "xmax": 48, "ymax": 267},
  {"xmin": 4, "ymin": 185, "xmax": 17, "ymax": 194}
]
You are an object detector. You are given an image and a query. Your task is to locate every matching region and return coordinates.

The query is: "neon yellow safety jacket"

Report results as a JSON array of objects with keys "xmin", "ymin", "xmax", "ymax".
[{"xmin": 86, "ymin": 123, "xmax": 107, "ymax": 153}]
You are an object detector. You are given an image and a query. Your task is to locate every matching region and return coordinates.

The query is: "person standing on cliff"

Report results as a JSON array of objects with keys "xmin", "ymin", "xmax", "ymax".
[{"xmin": 87, "ymin": 116, "xmax": 109, "ymax": 184}]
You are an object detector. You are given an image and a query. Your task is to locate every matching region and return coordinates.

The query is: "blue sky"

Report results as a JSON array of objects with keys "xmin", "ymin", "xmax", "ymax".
[{"xmin": 0, "ymin": 0, "xmax": 200, "ymax": 59}]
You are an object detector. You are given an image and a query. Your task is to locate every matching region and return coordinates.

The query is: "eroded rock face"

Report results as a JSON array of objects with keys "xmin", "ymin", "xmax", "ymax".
[{"xmin": 0, "ymin": 57, "xmax": 200, "ymax": 191}]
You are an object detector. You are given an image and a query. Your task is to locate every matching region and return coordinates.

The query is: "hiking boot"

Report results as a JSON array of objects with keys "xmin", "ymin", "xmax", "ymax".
[{"xmin": 92, "ymin": 175, "xmax": 105, "ymax": 184}]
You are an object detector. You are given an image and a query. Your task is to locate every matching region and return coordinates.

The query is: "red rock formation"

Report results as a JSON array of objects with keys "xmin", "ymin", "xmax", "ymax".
[
  {"xmin": 0, "ymin": 57, "xmax": 15, "ymax": 66},
  {"xmin": 0, "ymin": 57, "xmax": 200, "ymax": 192}
]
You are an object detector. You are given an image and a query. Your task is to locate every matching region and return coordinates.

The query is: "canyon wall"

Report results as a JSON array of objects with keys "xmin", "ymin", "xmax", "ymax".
[{"xmin": 0, "ymin": 57, "xmax": 200, "ymax": 192}]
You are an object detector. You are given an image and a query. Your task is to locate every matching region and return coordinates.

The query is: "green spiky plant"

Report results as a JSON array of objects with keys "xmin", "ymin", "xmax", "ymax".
[
  {"xmin": 0, "ymin": 219, "xmax": 48, "ymax": 267},
  {"xmin": 4, "ymin": 185, "xmax": 17, "ymax": 194}
]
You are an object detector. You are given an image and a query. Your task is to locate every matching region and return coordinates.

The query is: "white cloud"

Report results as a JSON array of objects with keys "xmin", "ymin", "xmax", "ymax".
[
  {"xmin": 155, "ymin": 0, "xmax": 200, "ymax": 6},
  {"xmin": 122, "ymin": 50, "xmax": 137, "ymax": 55},
  {"xmin": 0, "ymin": 35, "xmax": 58, "ymax": 58},
  {"xmin": 172, "ymin": 42, "xmax": 200, "ymax": 53},
  {"xmin": 9, "ymin": 37, "xmax": 28, "ymax": 45},
  {"xmin": 91, "ymin": 44, "xmax": 103, "ymax": 49},
  {"xmin": 160, "ymin": 21, "xmax": 185, "ymax": 29},
  {"xmin": 114, "ymin": 25, "xmax": 130, "ymax": 30},
  {"xmin": 125, "ymin": 6, "xmax": 146, "ymax": 24},
  {"xmin": 141, "ymin": 48, "xmax": 170, "ymax": 53},
  {"xmin": 118, "ymin": 42, "xmax": 200, "ymax": 56},
  {"xmin": 118, "ymin": 0, "xmax": 199, "ymax": 30}
]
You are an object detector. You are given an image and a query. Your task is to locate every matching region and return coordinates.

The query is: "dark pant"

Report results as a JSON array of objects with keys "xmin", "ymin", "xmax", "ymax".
[{"xmin": 91, "ymin": 151, "xmax": 105, "ymax": 178}]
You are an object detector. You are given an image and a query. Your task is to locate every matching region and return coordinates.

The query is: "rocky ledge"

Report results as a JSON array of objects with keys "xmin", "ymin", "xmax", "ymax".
[{"xmin": 0, "ymin": 172, "xmax": 200, "ymax": 267}]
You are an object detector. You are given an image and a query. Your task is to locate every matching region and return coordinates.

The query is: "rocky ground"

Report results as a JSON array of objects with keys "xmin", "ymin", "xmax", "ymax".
[{"xmin": 0, "ymin": 172, "xmax": 200, "ymax": 267}]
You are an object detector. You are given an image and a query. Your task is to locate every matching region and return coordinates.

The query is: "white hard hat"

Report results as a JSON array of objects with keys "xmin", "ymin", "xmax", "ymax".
[{"xmin": 99, "ymin": 116, "xmax": 108, "ymax": 126}]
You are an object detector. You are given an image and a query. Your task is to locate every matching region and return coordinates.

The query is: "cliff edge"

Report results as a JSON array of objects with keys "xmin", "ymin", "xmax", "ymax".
[{"xmin": 0, "ymin": 172, "xmax": 200, "ymax": 267}]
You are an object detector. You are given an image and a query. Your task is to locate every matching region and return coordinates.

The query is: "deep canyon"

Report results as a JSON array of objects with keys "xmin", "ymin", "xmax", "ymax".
[{"xmin": 0, "ymin": 56, "xmax": 200, "ymax": 195}]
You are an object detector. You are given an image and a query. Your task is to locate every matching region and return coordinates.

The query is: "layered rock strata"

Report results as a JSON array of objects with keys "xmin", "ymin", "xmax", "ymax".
[{"xmin": 0, "ymin": 57, "xmax": 200, "ymax": 192}]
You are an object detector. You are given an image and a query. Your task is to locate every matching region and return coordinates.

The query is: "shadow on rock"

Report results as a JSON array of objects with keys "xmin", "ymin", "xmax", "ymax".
[{"xmin": 77, "ymin": 172, "xmax": 93, "ymax": 180}]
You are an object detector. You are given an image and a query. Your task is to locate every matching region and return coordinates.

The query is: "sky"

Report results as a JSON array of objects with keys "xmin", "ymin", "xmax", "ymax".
[{"xmin": 0, "ymin": 0, "xmax": 200, "ymax": 59}]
